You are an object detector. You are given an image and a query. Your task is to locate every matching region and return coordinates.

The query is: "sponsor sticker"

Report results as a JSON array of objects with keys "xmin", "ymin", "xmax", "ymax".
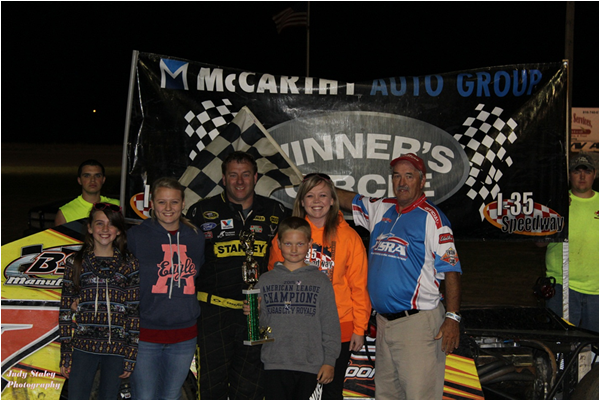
[
  {"xmin": 203, "ymin": 211, "xmax": 219, "ymax": 220},
  {"xmin": 439, "ymin": 233, "xmax": 454, "ymax": 244},
  {"xmin": 214, "ymin": 240, "xmax": 268, "ymax": 258},
  {"xmin": 201, "ymin": 222, "xmax": 217, "ymax": 231},
  {"xmin": 221, "ymin": 219, "xmax": 234, "ymax": 230},
  {"xmin": 250, "ymin": 225, "xmax": 263, "ymax": 233},
  {"xmin": 3, "ymin": 245, "xmax": 80, "ymax": 289},
  {"xmin": 217, "ymin": 231, "xmax": 236, "ymax": 239},
  {"xmin": 440, "ymin": 247, "xmax": 459, "ymax": 266}
]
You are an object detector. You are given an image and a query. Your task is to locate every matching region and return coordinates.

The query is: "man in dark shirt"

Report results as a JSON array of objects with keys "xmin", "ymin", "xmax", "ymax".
[{"xmin": 186, "ymin": 151, "xmax": 290, "ymax": 399}]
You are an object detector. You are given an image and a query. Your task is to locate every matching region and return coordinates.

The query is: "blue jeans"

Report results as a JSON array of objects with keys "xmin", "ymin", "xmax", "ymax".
[
  {"xmin": 547, "ymin": 284, "xmax": 599, "ymax": 332},
  {"xmin": 130, "ymin": 338, "xmax": 196, "ymax": 400},
  {"xmin": 68, "ymin": 349, "xmax": 124, "ymax": 400}
]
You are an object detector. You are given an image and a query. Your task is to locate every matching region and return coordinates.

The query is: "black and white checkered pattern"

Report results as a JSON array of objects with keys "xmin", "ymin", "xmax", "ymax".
[
  {"xmin": 453, "ymin": 104, "xmax": 518, "ymax": 217},
  {"xmin": 179, "ymin": 106, "xmax": 303, "ymax": 211},
  {"xmin": 184, "ymin": 99, "xmax": 237, "ymax": 161}
]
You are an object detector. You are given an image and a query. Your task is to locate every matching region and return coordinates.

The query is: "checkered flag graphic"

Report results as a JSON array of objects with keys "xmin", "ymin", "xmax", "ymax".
[
  {"xmin": 453, "ymin": 104, "xmax": 518, "ymax": 220},
  {"xmin": 179, "ymin": 106, "xmax": 303, "ymax": 212},
  {"xmin": 184, "ymin": 99, "xmax": 237, "ymax": 161},
  {"xmin": 133, "ymin": 192, "xmax": 151, "ymax": 219}
]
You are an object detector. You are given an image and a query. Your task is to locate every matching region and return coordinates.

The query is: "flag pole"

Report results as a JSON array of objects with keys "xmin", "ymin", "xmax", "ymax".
[
  {"xmin": 561, "ymin": 1, "xmax": 574, "ymax": 322},
  {"xmin": 306, "ymin": 1, "xmax": 310, "ymax": 77},
  {"xmin": 121, "ymin": 50, "xmax": 139, "ymax": 222}
]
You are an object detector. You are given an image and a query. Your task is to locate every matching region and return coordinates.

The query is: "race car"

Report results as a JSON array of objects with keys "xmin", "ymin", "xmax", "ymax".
[{"xmin": 1, "ymin": 220, "xmax": 83, "ymax": 399}]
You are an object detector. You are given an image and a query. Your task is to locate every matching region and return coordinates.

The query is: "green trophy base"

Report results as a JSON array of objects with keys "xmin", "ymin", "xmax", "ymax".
[
  {"xmin": 243, "ymin": 288, "xmax": 274, "ymax": 346},
  {"xmin": 243, "ymin": 338, "xmax": 275, "ymax": 346}
]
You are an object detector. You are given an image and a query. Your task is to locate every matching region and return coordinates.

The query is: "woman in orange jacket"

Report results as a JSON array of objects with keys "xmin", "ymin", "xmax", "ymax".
[{"xmin": 268, "ymin": 173, "xmax": 371, "ymax": 399}]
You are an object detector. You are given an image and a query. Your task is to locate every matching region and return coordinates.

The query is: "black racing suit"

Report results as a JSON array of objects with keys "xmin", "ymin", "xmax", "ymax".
[{"xmin": 186, "ymin": 192, "xmax": 290, "ymax": 400}]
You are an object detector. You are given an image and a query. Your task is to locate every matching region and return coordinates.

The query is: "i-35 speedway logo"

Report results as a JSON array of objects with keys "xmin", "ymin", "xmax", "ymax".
[{"xmin": 482, "ymin": 192, "xmax": 564, "ymax": 236}]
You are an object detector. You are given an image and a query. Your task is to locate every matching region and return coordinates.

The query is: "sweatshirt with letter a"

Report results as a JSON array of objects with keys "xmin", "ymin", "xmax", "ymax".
[{"xmin": 127, "ymin": 219, "xmax": 204, "ymax": 332}]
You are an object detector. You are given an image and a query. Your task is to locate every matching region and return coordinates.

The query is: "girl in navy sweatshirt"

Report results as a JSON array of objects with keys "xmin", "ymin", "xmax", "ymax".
[{"xmin": 127, "ymin": 177, "xmax": 204, "ymax": 400}]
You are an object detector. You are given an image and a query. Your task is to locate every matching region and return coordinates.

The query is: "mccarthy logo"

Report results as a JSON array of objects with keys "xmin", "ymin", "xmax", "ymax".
[
  {"xmin": 158, "ymin": 60, "xmax": 355, "ymax": 95},
  {"xmin": 160, "ymin": 59, "xmax": 189, "ymax": 90}
]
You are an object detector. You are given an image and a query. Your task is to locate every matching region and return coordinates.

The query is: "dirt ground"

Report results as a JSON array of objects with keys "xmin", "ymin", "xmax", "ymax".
[{"xmin": 1, "ymin": 143, "xmax": 547, "ymax": 307}]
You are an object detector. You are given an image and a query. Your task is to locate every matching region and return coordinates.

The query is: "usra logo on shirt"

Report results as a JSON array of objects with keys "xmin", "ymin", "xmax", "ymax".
[{"xmin": 371, "ymin": 233, "xmax": 408, "ymax": 260}]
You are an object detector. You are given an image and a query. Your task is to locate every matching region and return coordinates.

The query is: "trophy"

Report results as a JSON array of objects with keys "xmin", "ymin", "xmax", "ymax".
[{"xmin": 240, "ymin": 230, "xmax": 274, "ymax": 346}]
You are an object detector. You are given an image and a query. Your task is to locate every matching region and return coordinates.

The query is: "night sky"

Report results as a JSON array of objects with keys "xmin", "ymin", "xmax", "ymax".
[{"xmin": 3, "ymin": 1, "xmax": 598, "ymax": 145}]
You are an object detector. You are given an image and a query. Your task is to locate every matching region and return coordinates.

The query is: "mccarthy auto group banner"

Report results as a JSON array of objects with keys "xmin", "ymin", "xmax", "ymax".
[{"xmin": 123, "ymin": 51, "xmax": 569, "ymax": 242}]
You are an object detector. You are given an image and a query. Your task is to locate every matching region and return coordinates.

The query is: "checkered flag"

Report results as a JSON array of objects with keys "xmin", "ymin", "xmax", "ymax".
[
  {"xmin": 184, "ymin": 99, "xmax": 237, "ymax": 161},
  {"xmin": 453, "ymin": 104, "xmax": 519, "ymax": 220},
  {"xmin": 179, "ymin": 106, "xmax": 303, "ymax": 212}
]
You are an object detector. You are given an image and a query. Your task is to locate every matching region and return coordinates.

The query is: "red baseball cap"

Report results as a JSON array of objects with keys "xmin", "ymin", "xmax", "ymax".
[{"xmin": 390, "ymin": 153, "xmax": 426, "ymax": 176}]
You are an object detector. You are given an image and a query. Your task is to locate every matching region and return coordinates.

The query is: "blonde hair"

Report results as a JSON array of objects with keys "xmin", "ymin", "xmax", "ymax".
[
  {"xmin": 292, "ymin": 174, "xmax": 339, "ymax": 245},
  {"xmin": 150, "ymin": 177, "xmax": 197, "ymax": 232}
]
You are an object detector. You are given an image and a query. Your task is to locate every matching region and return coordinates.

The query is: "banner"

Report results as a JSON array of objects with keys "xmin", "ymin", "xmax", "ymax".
[
  {"xmin": 178, "ymin": 106, "xmax": 303, "ymax": 214},
  {"xmin": 123, "ymin": 52, "xmax": 569, "ymax": 241},
  {"xmin": 571, "ymin": 107, "xmax": 599, "ymax": 170}
]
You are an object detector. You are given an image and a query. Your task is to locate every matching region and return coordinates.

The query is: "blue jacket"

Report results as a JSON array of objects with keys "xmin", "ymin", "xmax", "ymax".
[{"xmin": 127, "ymin": 219, "xmax": 204, "ymax": 330}]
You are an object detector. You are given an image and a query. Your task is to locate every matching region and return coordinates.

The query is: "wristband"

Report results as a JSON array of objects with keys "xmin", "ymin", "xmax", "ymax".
[{"xmin": 445, "ymin": 311, "xmax": 462, "ymax": 323}]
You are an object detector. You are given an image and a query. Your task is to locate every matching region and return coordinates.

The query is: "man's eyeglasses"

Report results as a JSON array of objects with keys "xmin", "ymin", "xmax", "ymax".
[
  {"xmin": 93, "ymin": 203, "xmax": 122, "ymax": 213},
  {"xmin": 302, "ymin": 173, "xmax": 331, "ymax": 182}
]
